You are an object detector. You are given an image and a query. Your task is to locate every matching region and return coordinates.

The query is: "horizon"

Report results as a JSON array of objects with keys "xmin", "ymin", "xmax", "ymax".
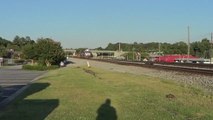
[
  {"xmin": 1, "ymin": 35, "xmax": 211, "ymax": 50},
  {"xmin": 0, "ymin": 0, "xmax": 213, "ymax": 48}
]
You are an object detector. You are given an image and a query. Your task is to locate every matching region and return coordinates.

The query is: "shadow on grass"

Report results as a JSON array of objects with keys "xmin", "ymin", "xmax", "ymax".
[
  {"xmin": 0, "ymin": 83, "xmax": 59, "ymax": 120},
  {"xmin": 20, "ymin": 83, "xmax": 50, "ymax": 97},
  {"xmin": 96, "ymin": 99, "xmax": 117, "ymax": 120}
]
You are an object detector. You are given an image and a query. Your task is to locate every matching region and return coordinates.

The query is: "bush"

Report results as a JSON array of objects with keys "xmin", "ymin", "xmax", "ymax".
[
  {"xmin": 14, "ymin": 59, "xmax": 26, "ymax": 64},
  {"xmin": 22, "ymin": 64, "xmax": 59, "ymax": 71}
]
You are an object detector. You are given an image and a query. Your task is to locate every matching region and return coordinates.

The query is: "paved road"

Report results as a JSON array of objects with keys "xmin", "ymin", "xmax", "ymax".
[
  {"xmin": 0, "ymin": 69, "xmax": 45, "ymax": 85},
  {"xmin": 0, "ymin": 67, "xmax": 46, "ymax": 108}
]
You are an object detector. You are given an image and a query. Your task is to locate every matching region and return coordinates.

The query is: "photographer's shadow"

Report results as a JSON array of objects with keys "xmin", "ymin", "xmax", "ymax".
[{"xmin": 96, "ymin": 99, "xmax": 117, "ymax": 120}]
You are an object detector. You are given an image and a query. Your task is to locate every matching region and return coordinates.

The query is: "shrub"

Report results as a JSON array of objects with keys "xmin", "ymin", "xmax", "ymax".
[
  {"xmin": 14, "ymin": 59, "xmax": 26, "ymax": 64},
  {"xmin": 22, "ymin": 64, "xmax": 59, "ymax": 71}
]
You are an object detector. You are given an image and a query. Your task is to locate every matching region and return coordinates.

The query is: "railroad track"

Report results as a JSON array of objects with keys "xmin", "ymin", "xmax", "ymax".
[
  {"xmin": 73, "ymin": 57, "xmax": 213, "ymax": 76},
  {"xmin": 155, "ymin": 62, "xmax": 213, "ymax": 69},
  {"xmin": 153, "ymin": 64, "xmax": 213, "ymax": 76}
]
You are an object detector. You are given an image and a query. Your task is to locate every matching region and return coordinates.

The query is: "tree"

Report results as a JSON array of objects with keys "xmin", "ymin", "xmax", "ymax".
[
  {"xmin": 22, "ymin": 38, "xmax": 65, "ymax": 66},
  {"xmin": 191, "ymin": 38, "xmax": 211, "ymax": 58},
  {"xmin": 7, "ymin": 44, "xmax": 20, "ymax": 51},
  {"xmin": 0, "ymin": 37, "xmax": 12, "ymax": 47},
  {"xmin": 25, "ymin": 36, "xmax": 35, "ymax": 45},
  {"xmin": 105, "ymin": 43, "xmax": 117, "ymax": 50},
  {"xmin": 22, "ymin": 43, "xmax": 38, "ymax": 63},
  {"xmin": 13, "ymin": 35, "xmax": 35, "ymax": 50},
  {"xmin": 95, "ymin": 47, "xmax": 104, "ymax": 50},
  {"xmin": 35, "ymin": 38, "xmax": 65, "ymax": 66},
  {"xmin": 0, "ymin": 46, "xmax": 7, "ymax": 57},
  {"xmin": 172, "ymin": 41, "xmax": 187, "ymax": 54},
  {"xmin": 191, "ymin": 41, "xmax": 201, "ymax": 57},
  {"xmin": 13, "ymin": 35, "xmax": 21, "ymax": 48},
  {"xmin": 200, "ymin": 38, "xmax": 211, "ymax": 58}
]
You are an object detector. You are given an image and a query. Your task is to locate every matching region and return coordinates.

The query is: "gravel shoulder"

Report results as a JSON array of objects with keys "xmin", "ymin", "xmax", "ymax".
[{"xmin": 69, "ymin": 58, "xmax": 213, "ymax": 93}]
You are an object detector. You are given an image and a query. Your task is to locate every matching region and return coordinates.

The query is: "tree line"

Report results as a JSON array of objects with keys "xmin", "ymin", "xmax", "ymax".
[
  {"xmin": 0, "ymin": 36, "xmax": 65, "ymax": 66},
  {"xmin": 102, "ymin": 38, "xmax": 213, "ymax": 58}
]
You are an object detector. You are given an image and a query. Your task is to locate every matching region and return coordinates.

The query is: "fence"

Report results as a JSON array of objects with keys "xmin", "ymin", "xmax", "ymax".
[{"xmin": 2, "ymin": 58, "xmax": 26, "ymax": 66}]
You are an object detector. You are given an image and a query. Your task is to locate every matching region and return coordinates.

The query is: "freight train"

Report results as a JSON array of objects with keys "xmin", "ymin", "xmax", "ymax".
[{"xmin": 154, "ymin": 54, "xmax": 204, "ymax": 63}]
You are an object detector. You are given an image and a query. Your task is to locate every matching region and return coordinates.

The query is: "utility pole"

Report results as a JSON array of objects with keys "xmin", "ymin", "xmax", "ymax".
[
  {"xmin": 118, "ymin": 42, "xmax": 121, "ymax": 52},
  {"xmin": 132, "ymin": 46, "xmax": 134, "ymax": 61},
  {"xmin": 158, "ymin": 42, "xmax": 161, "ymax": 53},
  {"xmin": 211, "ymin": 32, "xmax": 213, "ymax": 49},
  {"xmin": 187, "ymin": 26, "xmax": 190, "ymax": 62},
  {"xmin": 211, "ymin": 32, "xmax": 213, "ymax": 64}
]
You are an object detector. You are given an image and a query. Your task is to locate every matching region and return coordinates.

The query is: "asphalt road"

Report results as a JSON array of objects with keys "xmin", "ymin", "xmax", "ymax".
[
  {"xmin": 0, "ymin": 69, "xmax": 45, "ymax": 85},
  {"xmin": 0, "ymin": 67, "xmax": 46, "ymax": 108}
]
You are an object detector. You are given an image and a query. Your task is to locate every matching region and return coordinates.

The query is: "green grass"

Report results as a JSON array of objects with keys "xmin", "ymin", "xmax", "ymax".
[{"xmin": 0, "ymin": 66, "xmax": 213, "ymax": 120}]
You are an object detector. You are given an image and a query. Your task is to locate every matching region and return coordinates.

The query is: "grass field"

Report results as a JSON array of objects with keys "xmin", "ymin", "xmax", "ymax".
[{"xmin": 0, "ymin": 66, "xmax": 213, "ymax": 120}]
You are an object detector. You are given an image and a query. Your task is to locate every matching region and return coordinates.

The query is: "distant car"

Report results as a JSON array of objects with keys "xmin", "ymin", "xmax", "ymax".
[
  {"xmin": 60, "ymin": 61, "xmax": 65, "ymax": 67},
  {"xmin": 0, "ymin": 57, "xmax": 3, "ymax": 66}
]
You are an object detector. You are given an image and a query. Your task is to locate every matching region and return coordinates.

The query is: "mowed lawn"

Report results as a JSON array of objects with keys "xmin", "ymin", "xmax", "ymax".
[{"xmin": 0, "ymin": 66, "xmax": 213, "ymax": 120}]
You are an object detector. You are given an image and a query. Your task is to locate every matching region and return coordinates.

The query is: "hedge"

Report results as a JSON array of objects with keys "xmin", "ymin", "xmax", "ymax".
[{"xmin": 22, "ymin": 64, "xmax": 59, "ymax": 71}]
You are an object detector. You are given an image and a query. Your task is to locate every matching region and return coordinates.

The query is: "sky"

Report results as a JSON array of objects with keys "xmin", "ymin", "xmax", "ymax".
[{"xmin": 0, "ymin": 0, "xmax": 213, "ymax": 48}]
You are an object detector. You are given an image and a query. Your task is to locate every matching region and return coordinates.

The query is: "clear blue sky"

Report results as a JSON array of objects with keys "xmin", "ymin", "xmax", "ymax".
[{"xmin": 0, "ymin": 0, "xmax": 213, "ymax": 48}]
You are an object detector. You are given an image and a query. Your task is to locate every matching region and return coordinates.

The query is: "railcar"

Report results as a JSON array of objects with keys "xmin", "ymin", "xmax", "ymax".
[{"xmin": 155, "ymin": 54, "xmax": 200, "ymax": 63}]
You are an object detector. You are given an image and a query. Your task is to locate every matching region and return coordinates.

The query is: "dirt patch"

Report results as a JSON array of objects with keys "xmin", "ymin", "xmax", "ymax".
[
  {"xmin": 83, "ymin": 68, "xmax": 96, "ymax": 77},
  {"xmin": 166, "ymin": 94, "xmax": 176, "ymax": 99}
]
